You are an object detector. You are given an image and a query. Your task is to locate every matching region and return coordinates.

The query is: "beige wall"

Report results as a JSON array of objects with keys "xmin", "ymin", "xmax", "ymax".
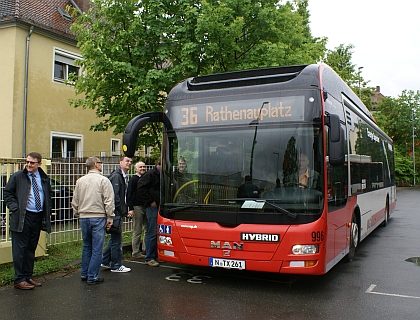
[
  {"xmin": 0, "ymin": 26, "xmax": 23, "ymax": 158},
  {"xmin": 1, "ymin": 24, "xmax": 122, "ymax": 159}
]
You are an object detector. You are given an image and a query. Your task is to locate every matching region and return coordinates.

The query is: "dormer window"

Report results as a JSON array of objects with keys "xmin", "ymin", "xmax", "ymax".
[{"xmin": 57, "ymin": 7, "xmax": 72, "ymax": 21}]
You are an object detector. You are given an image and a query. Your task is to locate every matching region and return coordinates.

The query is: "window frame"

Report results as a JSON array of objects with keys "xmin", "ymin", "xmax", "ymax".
[
  {"xmin": 50, "ymin": 131, "xmax": 83, "ymax": 158},
  {"xmin": 53, "ymin": 48, "xmax": 82, "ymax": 83},
  {"xmin": 111, "ymin": 139, "xmax": 121, "ymax": 156}
]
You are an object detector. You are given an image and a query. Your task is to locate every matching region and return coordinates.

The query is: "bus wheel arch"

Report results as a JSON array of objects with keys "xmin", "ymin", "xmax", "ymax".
[
  {"xmin": 382, "ymin": 195, "xmax": 390, "ymax": 227},
  {"xmin": 347, "ymin": 208, "xmax": 360, "ymax": 262}
]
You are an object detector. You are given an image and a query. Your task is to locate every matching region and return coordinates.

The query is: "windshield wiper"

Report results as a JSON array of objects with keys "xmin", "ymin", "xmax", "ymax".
[
  {"xmin": 228, "ymin": 198, "xmax": 297, "ymax": 219},
  {"xmin": 165, "ymin": 204, "xmax": 200, "ymax": 214},
  {"xmin": 258, "ymin": 200, "xmax": 297, "ymax": 219},
  {"xmin": 163, "ymin": 203, "xmax": 231, "ymax": 214}
]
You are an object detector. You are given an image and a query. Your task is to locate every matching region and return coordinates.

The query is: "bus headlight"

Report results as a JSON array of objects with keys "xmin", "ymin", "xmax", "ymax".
[
  {"xmin": 292, "ymin": 244, "xmax": 318, "ymax": 255},
  {"xmin": 159, "ymin": 235, "xmax": 173, "ymax": 246}
]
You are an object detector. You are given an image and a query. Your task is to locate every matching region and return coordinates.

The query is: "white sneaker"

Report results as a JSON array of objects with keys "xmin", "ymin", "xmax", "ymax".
[
  {"xmin": 111, "ymin": 265, "xmax": 131, "ymax": 273},
  {"xmin": 101, "ymin": 263, "xmax": 111, "ymax": 269}
]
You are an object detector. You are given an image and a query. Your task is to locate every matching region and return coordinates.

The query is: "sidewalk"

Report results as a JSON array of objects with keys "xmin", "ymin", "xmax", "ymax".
[{"xmin": 0, "ymin": 256, "xmax": 171, "ymax": 320}]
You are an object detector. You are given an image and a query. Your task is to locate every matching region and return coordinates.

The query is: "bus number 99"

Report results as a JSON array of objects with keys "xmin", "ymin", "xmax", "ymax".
[{"xmin": 312, "ymin": 231, "xmax": 324, "ymax": 242}]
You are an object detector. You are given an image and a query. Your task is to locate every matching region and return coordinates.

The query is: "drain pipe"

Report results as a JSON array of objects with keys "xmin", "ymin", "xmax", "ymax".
[{"xmin": 23, "ymin": 25, "xmax": 34, "ymax": 158}]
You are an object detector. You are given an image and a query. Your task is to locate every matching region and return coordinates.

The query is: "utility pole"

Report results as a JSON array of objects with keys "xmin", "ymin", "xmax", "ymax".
[
  {"xmin": 358, "ymin": 66, "xmax": 364, "ymax": 97},
  {"xmin": 273, "ymin": 152, "xmax": 279, "ymax": 179},
  {"xmin": 412, "ymin": 108, "xmax": 416, "ymax": 185}
]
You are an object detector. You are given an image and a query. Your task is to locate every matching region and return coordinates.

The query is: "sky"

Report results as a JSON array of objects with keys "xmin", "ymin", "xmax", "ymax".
[{"xmin": 307, "ymin": 0, "xmax": 420, "ymax": 98}]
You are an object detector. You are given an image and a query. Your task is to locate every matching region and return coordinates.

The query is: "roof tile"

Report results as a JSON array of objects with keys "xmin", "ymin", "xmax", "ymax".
[{"xmin": 0, "ymin": 0, "xmax": 88, "ymax": 40}]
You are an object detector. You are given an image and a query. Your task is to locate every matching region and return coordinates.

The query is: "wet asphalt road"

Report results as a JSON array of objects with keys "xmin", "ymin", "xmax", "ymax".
[{"xmin": 1, "ymin": 187, "xmax": 419, "ymax": 320}]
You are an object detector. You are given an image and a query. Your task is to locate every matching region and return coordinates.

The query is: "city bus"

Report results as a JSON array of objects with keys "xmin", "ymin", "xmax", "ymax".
[{"xmin": 122, "ymin": 63, "xmax": 396, "ymax": 275}]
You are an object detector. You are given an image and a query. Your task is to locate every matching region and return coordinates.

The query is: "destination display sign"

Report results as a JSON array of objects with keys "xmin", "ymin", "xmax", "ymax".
[{"xmin": 167, "ymin": 96, "xmax": 305, "ymax": 129}]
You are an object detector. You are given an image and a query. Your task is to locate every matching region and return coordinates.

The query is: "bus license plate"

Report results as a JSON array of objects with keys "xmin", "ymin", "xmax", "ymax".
[{"xmin": 209, "ymin": 258, "xmax": 245, "ymax": 270}]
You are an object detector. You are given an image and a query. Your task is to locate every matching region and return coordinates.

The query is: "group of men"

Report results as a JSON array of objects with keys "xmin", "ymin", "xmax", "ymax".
[
  {"xmin": 4, "ymin": 152, "xmax": 161, "ymax": 289},
  {"xmin": 4, "ymin": 150, "xmax": 318, "ymax": 289},
  {"xmin": 73, "ymin": 156, "xmax": 161, "ymax": 284}
]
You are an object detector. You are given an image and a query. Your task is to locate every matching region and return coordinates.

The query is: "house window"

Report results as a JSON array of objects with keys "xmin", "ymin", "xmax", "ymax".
[
  {"xmin": 144, "ymin": 145, "xmax": 152, "ymax": 156},
  {"xmin": 53, "ymin": 49, "xmax": 81, "ymax": 82},
  {"xmin": 111, "ymin": 139, "xmax": 120, "ymax": 156},
  {"xmin": 51, "ymin": 132, "xmax": 83, "ymax": 158}
]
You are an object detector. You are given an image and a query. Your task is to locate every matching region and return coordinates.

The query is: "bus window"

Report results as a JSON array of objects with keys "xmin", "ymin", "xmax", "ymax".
[
  {"xmin": 163, "ymin": 123, "xmax": 324, "ymax": 220},
  {"xmin": 327, "ymin": 126, "xmax": 348, "ymax": 211}
]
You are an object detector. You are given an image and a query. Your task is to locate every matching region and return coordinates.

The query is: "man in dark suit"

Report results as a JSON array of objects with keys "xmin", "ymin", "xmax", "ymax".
[
  {"xmin": 4, "ymin": 152, "xmax": 52, "ymax": 290},
  {"xmin": 237, "ymin": 175, "xmax": 261, "ymax": 198},
  {"xmin": 101, "ymin": 156, "xmax": 132, "ymax": 273}
]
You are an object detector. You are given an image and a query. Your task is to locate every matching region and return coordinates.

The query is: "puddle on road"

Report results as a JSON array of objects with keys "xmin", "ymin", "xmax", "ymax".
[{"xmin": 405, "ymin": 257, "xmax": 420, "ymax": 266}]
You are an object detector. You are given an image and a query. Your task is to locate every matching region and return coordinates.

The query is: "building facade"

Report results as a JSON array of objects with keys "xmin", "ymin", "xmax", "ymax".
[{"xmin": 0, "ymin": 0, "xmax": 125, "ymax": 159}]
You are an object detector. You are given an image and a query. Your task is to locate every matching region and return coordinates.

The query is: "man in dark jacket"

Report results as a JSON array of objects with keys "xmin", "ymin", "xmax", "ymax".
[
  {"xmin": 4, "ymin": 152, "xmax": 52, "ymax": 290},
  {"xmin": 237, "ymin": 175, "xmax": 261, "ymax": 198},
  {"xmin": 101, "ymin": 156, "xmax": 132, "ymax": 273},
  {"xmin": 137, "ymin": 158, "xmax": 161, "ymax": 267},
  {"xmin": 126, "ymin": 161, "xmax": 147, "ymax": 258}
]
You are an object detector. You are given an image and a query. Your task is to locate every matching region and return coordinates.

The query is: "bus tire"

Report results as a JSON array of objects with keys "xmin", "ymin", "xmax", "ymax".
[
  {"xmin": 382, "ymin": 197, "xmax": 390, "ymax": 227},
  {"xmin": 347, "ymin": 213, "xmax": 359, "ymax": 262}
]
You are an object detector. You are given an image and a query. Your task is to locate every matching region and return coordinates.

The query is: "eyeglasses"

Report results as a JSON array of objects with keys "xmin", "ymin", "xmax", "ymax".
[
  {"xmin": 96, "ymin": 162, "xmax": 102, "ymax": 164},
  {"xmin": 26, "ymin": 161, "xmax": 39, "ymax": 165}
]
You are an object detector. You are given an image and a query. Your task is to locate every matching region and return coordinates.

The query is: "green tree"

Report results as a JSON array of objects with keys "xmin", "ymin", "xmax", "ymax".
[
  {"xmin": 282, "ymin": 136, "xmax": 298, "ymax": 185},
  {"xmin": 394, "ymin": 147, "xmax": 413, "ymax": 185},
  {"xmin": 375, "ymin": 90, "xmax": 420, "ymax": 184},
  {"xmin": 70, "ymin": 0, "xmax": 327, "ymax": 149},
  {"xmin": 69, "ymin": 0, "xmax": 183, "ymax": 148},
  {"xmin": 375, "ymin": 91, "xmax": 420, "ymax": 153},
  {"xmin": 323, "ymin": 43, "xmax": 375, "ymax": 109},
  {"xmin": 323, "ymin": 44, "xmax": 357, "ymax": 86}
]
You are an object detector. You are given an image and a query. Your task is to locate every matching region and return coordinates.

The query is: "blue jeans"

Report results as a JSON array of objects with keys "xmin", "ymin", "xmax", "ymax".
[
  {"xmin": 145, "ymin": 206, "xmax": 158, "ymax": 261},
  {"xmin": 80, "ymin": 218, "xmax": 106, "ymax": 282},
  {"xmin": 102, "ymin": 216, "xmax": 123, "ymax": 269}
]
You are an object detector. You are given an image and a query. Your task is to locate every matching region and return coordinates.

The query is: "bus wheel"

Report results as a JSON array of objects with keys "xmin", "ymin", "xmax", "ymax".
[
  {"xmin": 382, "ymin": 199, "xmax": 390, "ymax": 227},
  {"xmin": 347, "ymin": 213, "xmax": 359, "ymax": 262}
]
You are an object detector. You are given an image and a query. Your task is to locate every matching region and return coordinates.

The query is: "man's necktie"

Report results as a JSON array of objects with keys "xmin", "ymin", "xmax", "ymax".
[{"xmin": 31, "ymin": 173, "xmax": 42, "ymax": 211}]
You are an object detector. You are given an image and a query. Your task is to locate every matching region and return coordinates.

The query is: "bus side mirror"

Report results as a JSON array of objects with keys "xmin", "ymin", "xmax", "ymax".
[
  {"xmin": 123, "ymin": 117, "xmax": 152, "ymax": 158},
  {"xmin": 326, "ymin": 114, "xmax": 345, "ymax": 166},
  {"xmin": 122, "ymin": 112, "xmax": 169, "ymax": 158}
]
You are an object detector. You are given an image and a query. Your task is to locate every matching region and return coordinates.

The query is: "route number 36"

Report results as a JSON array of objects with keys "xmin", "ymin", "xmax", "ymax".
[{"xmin": 181, "ymin": 107, "xmax": 198, "ymax": 125}]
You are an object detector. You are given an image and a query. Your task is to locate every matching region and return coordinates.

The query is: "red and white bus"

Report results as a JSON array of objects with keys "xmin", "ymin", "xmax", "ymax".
[{"xmin": 123, "ymin": 63, "xmax": 396, "ymax": 275}]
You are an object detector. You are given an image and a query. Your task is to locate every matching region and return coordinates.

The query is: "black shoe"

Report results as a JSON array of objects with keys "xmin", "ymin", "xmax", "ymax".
[
  {"xmin": 87, "ymin": 278, "xmax": 104, "ymax": 285},
  {"xmin": 81, "ymin": 277, "xmax": 87, "ymax": 281}
]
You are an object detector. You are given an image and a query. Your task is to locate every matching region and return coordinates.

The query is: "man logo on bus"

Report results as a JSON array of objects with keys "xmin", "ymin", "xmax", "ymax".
[{"xmin": 210, "ymin": 241, "xmax": 244, "ymax": 250}]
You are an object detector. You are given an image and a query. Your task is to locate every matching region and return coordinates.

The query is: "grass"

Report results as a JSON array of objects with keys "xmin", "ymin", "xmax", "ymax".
[{"xmin": 0, "ymin": 232, "xmax": 133, "ymax": 286}]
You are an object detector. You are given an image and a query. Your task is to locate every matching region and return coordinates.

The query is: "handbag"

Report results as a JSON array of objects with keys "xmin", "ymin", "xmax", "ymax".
[{"xmin": 106, "ymin": 216, "xmax": 122, "ymax": 234}]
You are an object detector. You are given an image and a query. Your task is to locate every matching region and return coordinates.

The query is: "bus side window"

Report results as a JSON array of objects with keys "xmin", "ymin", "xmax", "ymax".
[{"xmin": 327, "ymin": 127, "xmax": 347, "ymax": 211}]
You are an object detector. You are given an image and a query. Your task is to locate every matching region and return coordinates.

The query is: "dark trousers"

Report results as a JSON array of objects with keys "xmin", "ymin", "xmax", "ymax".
[{"xmin": 11, "ymin": 211, "xmax": 42, "ymax": 284}]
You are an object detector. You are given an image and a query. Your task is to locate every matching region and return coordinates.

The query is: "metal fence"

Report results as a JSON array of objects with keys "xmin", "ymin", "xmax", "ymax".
[{"xmin": 1, "ymin": 157, "xmax": 154, "ymax": 246}]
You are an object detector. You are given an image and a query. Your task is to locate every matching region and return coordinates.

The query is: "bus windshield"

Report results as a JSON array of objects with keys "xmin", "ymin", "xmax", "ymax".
[{"xmin": 161, "ymin": 123, "xmax": 324, "ymax": 226}]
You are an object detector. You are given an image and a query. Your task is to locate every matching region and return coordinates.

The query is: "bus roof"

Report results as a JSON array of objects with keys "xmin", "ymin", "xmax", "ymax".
[{"xmin": 166, "ymin": 63, "xmax": 374, "ymax": 123}]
